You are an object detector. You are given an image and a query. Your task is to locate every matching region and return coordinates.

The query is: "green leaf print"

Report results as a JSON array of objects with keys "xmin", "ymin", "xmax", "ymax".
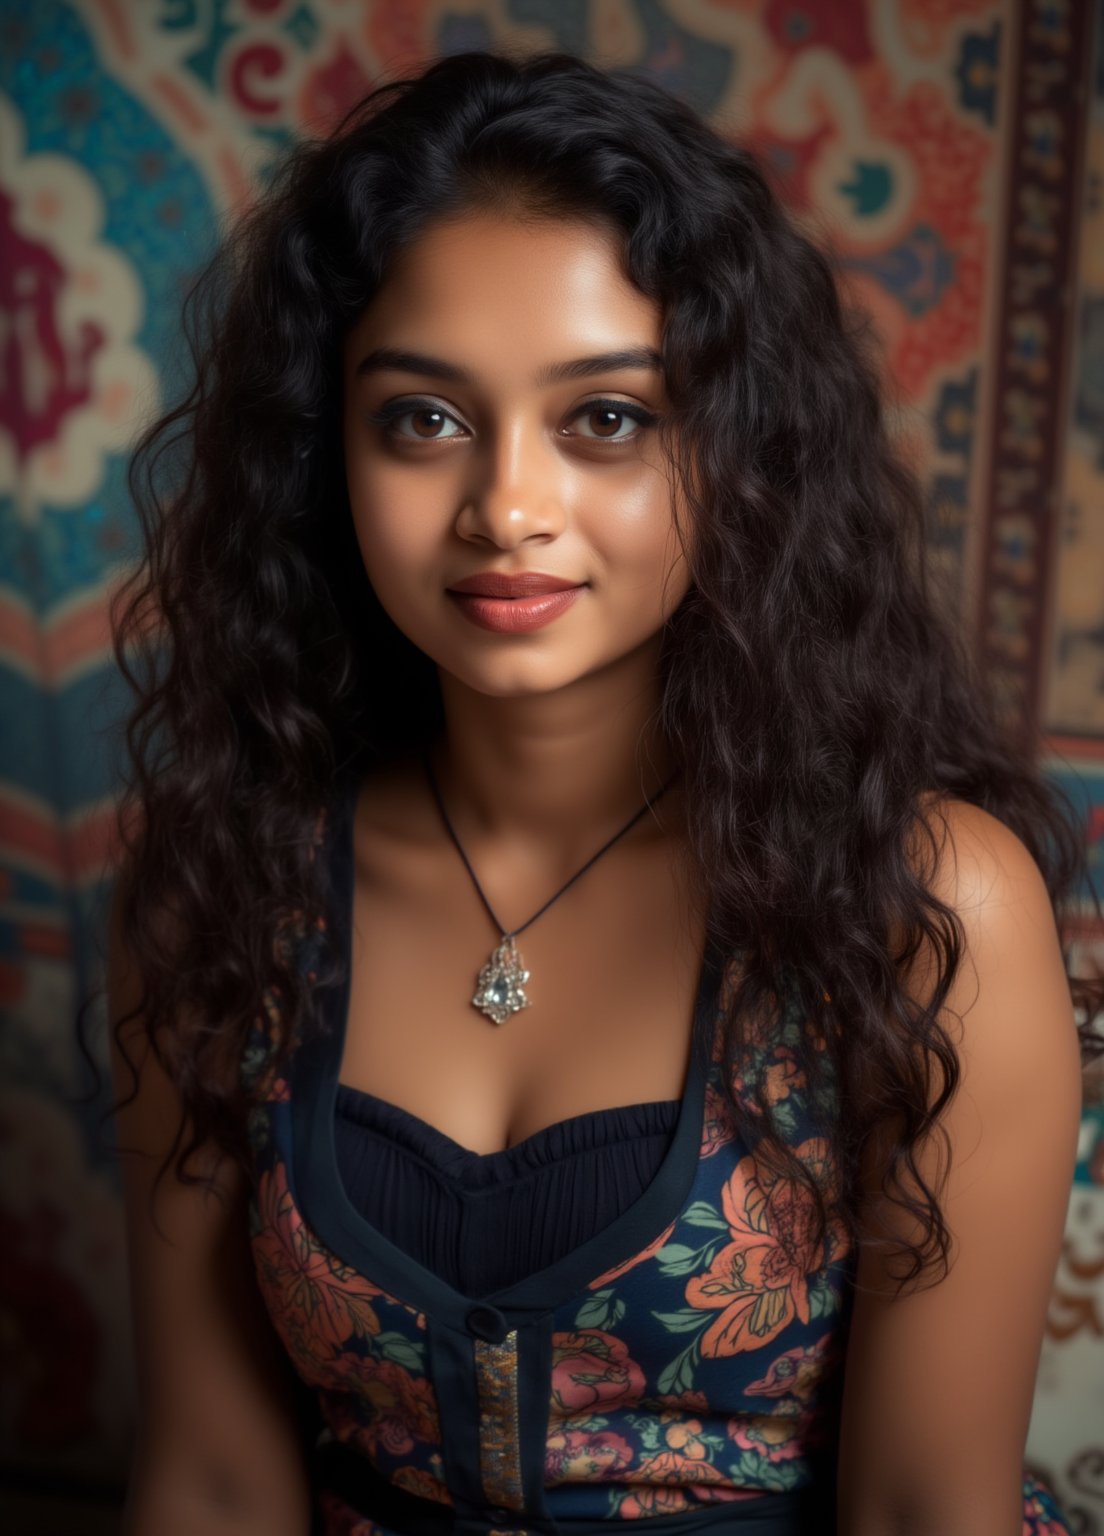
[
  {"xmin": 656, "ymin": 1237, "xmax": 727, "ymax": 1277},
  {"xmin": 683, "ymin": 1201, "xmax": 730, "ymax": 1231},
  {"xmin": 807, "ymin": 1279, "xmax": 839, "ymax": 1320},
  {"xmin": 570, "ymin": 1414, "xmax": 614, "ymax": 1433},
  {"xmin": 246, "ymin": 1106, "xmax": 271, "ymax": 1156},
  {"xmin": 659, "ymin": 1242, "xmax": 698, "ymax": 1261},
  {"xmin": 656, "ymin": 1334, "xmax": 702, "ymax": 1396},
  {"xmin": 652, "ymin": 1307, "xmax": 710, "ymax": 1334},
  {"xmin": 728, "ymin": 1450, "xmax": 804, "ymax": 1493},
  {"xmin": 374, "ymin": 1331, "xmax": 425, "ymax": 1371},
  {"xmin": 574, "ymin": 1289, "xmax": 617, "ymax": 1329},
  {"xmin": 772, "ymin": 1100, "xmax": 799, "ymax": 1140},
  {"xmin": 623, "ymin": 1413, "xmax": 664, "ymax": 1452}
]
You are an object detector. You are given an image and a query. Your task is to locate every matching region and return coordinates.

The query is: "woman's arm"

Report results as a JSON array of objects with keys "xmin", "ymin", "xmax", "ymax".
[
  {"xmin": 107, "ymin": 874, "xmax": 314, "ymax": 1536},
  {"xmin": 835, "ymin": 798, "xmax": 1083, "ymax": 1536}
]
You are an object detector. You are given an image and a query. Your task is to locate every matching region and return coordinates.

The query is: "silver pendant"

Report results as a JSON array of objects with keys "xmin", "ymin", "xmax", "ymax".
[{"xmin": 472, "ymin": 934, "xmax": 531, "ymax": 1025}]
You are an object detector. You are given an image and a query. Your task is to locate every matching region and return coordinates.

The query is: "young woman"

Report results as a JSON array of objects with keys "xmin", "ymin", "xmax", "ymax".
[{"xmin": 102, "ymin": 46, "xmax": 1100, "ymax": 1536}]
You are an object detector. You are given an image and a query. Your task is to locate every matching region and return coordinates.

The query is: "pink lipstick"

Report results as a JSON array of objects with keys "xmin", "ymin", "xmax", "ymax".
[
  {"xmin": 446, "ymin": 571, "xmax": 586, "ymax": 634},
  {"xmin": 448, "ymin": 588, "xmax": 582, "ymax": 632}
]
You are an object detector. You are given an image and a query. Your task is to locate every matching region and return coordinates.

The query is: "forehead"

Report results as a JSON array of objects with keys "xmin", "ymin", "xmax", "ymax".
[{"xmin": 343, "ymin": 212, "xmax": 662, "ymax": 366}]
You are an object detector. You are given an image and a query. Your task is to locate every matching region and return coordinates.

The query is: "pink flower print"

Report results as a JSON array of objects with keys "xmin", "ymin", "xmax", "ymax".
[
  {"xmin": 744, "ymin": 1334, "xmax": 835, "ymax": 1402},
  {"xmin": 545, "ymin": 1427, "xmax": 634, "ymax": 1483},
  {"xmin": 587, "ymin": 1218, "xmax": 676, "ymax": 1287},
  {"xmin": 683, "ymin": 1140, "xmax": 831, "ymax": 1357},
  {"xmin": 727, "ymin": 1411, "xmax": 807, "ymax": 1464},
  {"xmin": 550, "ymin": 1330, "xmax": 646, "ymax": 1416},
  {"xmin": 251, "ymin": 1162, "xmax": 383, "ymax": 1380}
]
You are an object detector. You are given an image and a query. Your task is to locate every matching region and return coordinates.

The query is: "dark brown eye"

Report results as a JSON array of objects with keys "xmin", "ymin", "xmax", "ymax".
[
  {"xmin": 408, "ymin": 408, "xmax": 449, "ymax": 439},
  {"xmin": 363, "ymin": 400, "xmax": 466, "ymax": 441},
  {"xmin": 570, "ymin": 399, "xmax": 658, "ymax": 442},
  {"xmin": 588, "ymin": 408, "xmax": 626, "ymax": 438}
]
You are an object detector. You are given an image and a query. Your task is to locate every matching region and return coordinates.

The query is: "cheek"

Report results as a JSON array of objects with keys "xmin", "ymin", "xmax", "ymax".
[
  {"xmin": 347, "ymin": 459, "xmax": 440, "ymax": 588},
  {"xmin": 591, "ymin": 489, "xmax": 691, "ymax": 609},
  {"xmin": 351, "ymin": 508, "xmax": 432, "ymax": 610}
]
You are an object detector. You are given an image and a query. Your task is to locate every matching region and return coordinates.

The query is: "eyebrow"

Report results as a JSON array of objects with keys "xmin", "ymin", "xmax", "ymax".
[{"xmin": 353, "ymin": 345, "xmax": 664, "ymax": 386}]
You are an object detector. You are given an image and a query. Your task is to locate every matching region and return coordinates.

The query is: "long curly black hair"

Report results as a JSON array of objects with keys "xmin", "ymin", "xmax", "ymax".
[{"xmin": 89, "ymin": 46, "xmax": 1103, "ymax": 1291}]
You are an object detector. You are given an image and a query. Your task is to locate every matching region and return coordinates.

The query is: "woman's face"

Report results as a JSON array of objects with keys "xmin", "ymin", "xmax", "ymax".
[{"xmin": 341, "ymin": 210, "xmax": 692, "ymax": 699}]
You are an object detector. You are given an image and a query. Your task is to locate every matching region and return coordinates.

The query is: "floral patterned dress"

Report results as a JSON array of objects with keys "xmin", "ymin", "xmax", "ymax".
[{"xmin": 240, "ymin": 775, "xmax": 1074, "ymax": 1536}]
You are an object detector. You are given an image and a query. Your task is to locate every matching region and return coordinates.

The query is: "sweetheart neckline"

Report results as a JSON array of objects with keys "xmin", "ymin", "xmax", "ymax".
[
  {"xmin": 288, "ymin": 766, "xmax": 727, "ymax": 1321},
  {"xmin": 333, "ymin": 1077, "xmax": 682, "ymax": 1161}
]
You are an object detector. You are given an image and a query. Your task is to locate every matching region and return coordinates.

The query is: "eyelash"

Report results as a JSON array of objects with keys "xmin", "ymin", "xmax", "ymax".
[{"xmin": 362, "ymin": 396, "xmax": 659, "ymax": 444}]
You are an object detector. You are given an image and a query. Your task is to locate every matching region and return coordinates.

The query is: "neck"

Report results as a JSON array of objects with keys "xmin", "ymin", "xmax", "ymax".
[{"xmin": 426, "ymin": 638, "xmax": 683, "ymax": 862}]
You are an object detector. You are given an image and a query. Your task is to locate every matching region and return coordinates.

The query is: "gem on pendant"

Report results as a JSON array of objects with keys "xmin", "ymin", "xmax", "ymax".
[{"xmin": 473, "ymin": 936, "xmax": 531, "ymax": 1024}]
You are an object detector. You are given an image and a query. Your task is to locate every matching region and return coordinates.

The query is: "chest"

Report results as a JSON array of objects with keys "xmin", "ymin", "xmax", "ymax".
[{"xmin": 337, "ymin": 807, "xmax": 709, "ymax": 1155}]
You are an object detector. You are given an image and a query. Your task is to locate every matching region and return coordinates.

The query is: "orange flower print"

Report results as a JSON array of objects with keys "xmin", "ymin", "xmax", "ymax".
[
  {"xmin": 618, "ymin": 1484, "xmax": 695, "ymax": 1518},
  {"xmin": 251, "ymin": 1161, "xmax": 384, "ymax": 1381},
  {"xmin": 660, "ymin": 1413, "xmax": 709, "ymax": 1460},
  {"xmin": 731, "ymin": 1045, "xmax": 806, "ymax": 1114},
  {"xmin": 392, "ymin": 1465, "xmax": 453, "ymax": 1506},
  {"xmin": 545, "ymin": 1427, "xmax": 634, "ymax": 1483},
  {"xmin": 550, "ymin": 1330, "xmax": 646, "ymax": 1415},
  {"xmin": 587, "ymin": 1218, "xmax": 676, "ymax": 1288},
  {"xmin": 727, "ymin": 1411, "xmax": 806, "ymax": 1465},
  {"xmin": 744, "ymin": 1334, "xmax": 835, "ymax": 1402},
  {"xmin": 364, "ymin": 1363, "xmax": 439, "ymax": 1456},
  {"xmin": 320, "ymin": 1365, "xmax": 440, "ymax": 1459},
  {"xmin": 762, "ymin": 1048, "xmax": 805, "ymax": 1105},
  {"xmin": 641, "ymin": 1414, "xmax": 744, "ymax": 1499},
  {"xmin": 683, "ymin": 1139, "xmax": 830, "ymax": 1357},
  {"xmin": 637, "ymin": 1449, "xmax": 730, "ymax": 1488}
]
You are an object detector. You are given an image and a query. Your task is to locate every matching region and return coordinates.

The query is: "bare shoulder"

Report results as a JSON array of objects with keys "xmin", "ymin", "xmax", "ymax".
[
  {"xmin": 837, "ymin": 793, "xmax": 1083, "ymax": 1529},
  {"xmin": 892, "ymin": 794, "xmax": 1083, "ymax": 1180},
  {"xmin": 909, "ymin": 791, "xmax": 1051, "ymax": 912},
  {"xmin": 902, "ymin": 793, "xmax": 1074, "ymax": 1059}
]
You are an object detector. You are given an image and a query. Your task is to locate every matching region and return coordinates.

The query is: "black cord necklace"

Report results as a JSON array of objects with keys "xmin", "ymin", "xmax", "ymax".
[{"xmin": 422, "ymin": 746, "xmax": 682, "ymax": 1024}]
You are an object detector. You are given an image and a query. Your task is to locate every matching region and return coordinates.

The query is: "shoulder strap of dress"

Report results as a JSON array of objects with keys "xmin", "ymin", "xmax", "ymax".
[{"xmin": 240, "ymin": 787, "xmax": 340, "ymax": 1103}]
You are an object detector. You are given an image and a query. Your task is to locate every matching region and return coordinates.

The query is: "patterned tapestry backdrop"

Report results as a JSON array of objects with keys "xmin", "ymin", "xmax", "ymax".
[{"xmin": 1, "ymin": 0, "xmax": 1102, "ymax": 1527}]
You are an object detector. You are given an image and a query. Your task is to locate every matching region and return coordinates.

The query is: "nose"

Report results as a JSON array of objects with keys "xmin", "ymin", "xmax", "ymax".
[{"xmin": 453, "ymin": 414, "xmax": 567, "ymax": 548}]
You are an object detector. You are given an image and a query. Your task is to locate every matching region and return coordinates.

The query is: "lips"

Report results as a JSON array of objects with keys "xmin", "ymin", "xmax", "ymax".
[
  {"xmin": 447, "ymin": 585, "xmax": 584, "ymax": 634},
  {"xmin": 447, "ymin": 571, "xmax": 584, "ymax": 598}
]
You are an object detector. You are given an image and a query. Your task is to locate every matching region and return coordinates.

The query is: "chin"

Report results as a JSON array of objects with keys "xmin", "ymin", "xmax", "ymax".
[{"xmin": 440, "ymin": 655, "xmax": 600, "ymax": 699}]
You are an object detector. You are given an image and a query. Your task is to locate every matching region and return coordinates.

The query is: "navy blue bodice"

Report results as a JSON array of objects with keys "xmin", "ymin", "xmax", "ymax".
[{"xmin": 334, "ymin": 1085, "xmax": 680, "ymax": 1297}]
